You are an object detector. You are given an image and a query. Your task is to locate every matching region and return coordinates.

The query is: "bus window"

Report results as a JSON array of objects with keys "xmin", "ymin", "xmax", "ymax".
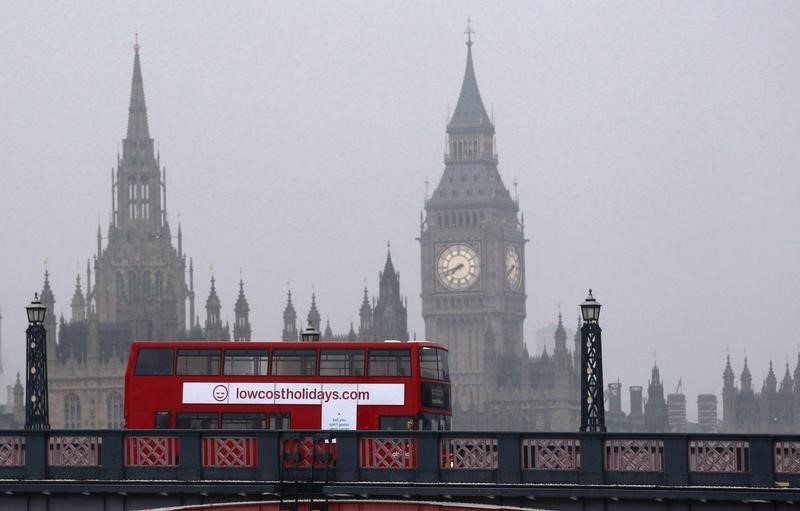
[
  {"xmin": 368, "ymin": 349, "xmax": 411, "ymax": 377},
  {"xmin": 272, "ymin": 349, "xmax": 317, "ymax": 376},
  {"xmin": 419, "ymin": 347, "xmax": 449, "ymax": 381},
  {"xmin": 134, "ymin": 348, "xmax": 174, "ymax": 376},
  {"xmin": 421, "ymin": 382, "xmax": 451, "ymax": 410},
  {"xmin": 155, "ymin": 411, "xmax": 170, "ymax": 429},
  {"xmin": 419, "ymin": 413, "xmax": 451, "ymax": 431},
  {"xmin": 320, "ymin": 349, "xmax": 365, "ymax": 376},
  {"xmin": 221, "ymin": 413, "xmax": 266, "ymax": 429},
  {"xmin": 269, "ymin": 413, "xmax": 291, "ymax": 430},
  {"xmin": 176, "ymin": 412, "xmax": 218, "ymax": 429},
  {"xmin": 176, "ymin": 349, "xmax": 221, "ymax": 376},
  {"xmin": 224, "ymin": 349, "xmax": 268, "ymax": 375},
  {"xmin": 379, "ymin": 416, "xmax": 415, "ymax": 430}
]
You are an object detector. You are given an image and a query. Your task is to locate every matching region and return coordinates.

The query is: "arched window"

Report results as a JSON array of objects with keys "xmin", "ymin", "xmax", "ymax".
[
  {"xmin": 116, "ymin": 273, "xmax": 124, "ymax": 296},
  {"xmin": 65, "ymin": 393, "xmax": 81, "ymax": 429},
  {"xmin": 142, "ymin": 271, "xmax": 151, "ymax": 295},
  {"xmin": 155, "ymin": 272, "xmax": 163, "ymax": 297},
  {"xmin": 107, "ymin": 392, "xmax": 123, "ymax": 429},
  {"xmin": 141, "ymin": 179, "xmax": 150, "ymax": 220}
]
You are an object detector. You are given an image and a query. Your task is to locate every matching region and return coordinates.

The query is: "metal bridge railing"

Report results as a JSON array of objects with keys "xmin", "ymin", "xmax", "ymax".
[{"xmin": 0, "ymin": 430, "xmax": 798, "ymax": 488}]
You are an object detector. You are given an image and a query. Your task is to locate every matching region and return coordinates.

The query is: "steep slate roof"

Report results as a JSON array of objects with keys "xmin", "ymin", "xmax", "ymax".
[{"xmin": 448, "ymin": 39, "xmax": 494, "ymax": 134}]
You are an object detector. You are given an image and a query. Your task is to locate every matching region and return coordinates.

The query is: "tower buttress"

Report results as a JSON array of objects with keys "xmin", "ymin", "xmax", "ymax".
[
  {"xmin": 70, "ymin": 275, "xmax": 87, "ymax": 322},
  {"xmin": 40, "ymin": 271, "xmax": 57, "ymax": 366},
  {"xmin": 0, "ymin": 305, "xmax": 3, "ymax": 375},
  {"xmin": 205, "ymin": 277, "xmax": 223, "ymax": 339},
  {"xmin": 233, "ymin": 279, "xmax": 251, "ymax": 342},
  {"xmin": 189, "ymin": 258, "xmax": 195, "ymax": 328},
  {"xmin": 741, "ymin": 358, "xmax": 752, "ymax": 393},
  {"xmin": 372, "ymin": 245, "xmax": 409, "ymax": 341},
  {"xmin": 307, "ymin": 293, "xmax": 321, "ymax": 332},
  {"xmin": 282, "ymin": 289, "xmax": 297, "ymax": 341},
  {"xmin": 358, "ymin": 287, "xmax": 372, "ymax": 340}
]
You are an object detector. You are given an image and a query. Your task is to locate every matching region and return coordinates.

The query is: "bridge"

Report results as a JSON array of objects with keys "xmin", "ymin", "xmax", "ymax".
[{"xmin": 0, "ymin": 429, "xmax": 799, "ymax": 510}]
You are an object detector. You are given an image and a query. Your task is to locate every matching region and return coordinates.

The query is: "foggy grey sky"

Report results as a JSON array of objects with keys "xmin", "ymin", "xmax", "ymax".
[{"xmin": 1, "ymin": 1, "xmax": 799, "ymax": 416}]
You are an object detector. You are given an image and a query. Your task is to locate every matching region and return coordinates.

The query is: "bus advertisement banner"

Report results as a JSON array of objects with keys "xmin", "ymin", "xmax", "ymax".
[{"xmin": 182, "ymin": 382, "xmax": 405, "ymax": 430}]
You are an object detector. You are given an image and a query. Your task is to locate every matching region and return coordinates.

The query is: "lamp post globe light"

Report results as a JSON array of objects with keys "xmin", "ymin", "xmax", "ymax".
[
  {"xmin": 300, "ymin": 321, "xmax": 321, "ymax": 342},
  {"xmin": 25, "ymin": 293, "xmax": 50, "ymax": 430},
  {"xmin": 579, "ymin": 289, "xmax": 605, "ymax": 433}
]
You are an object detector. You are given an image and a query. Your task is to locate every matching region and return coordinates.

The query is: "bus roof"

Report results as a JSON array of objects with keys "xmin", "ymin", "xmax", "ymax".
[{"xmin": 129, "ymin": 340, "xmax": 447, "ymax": 350}]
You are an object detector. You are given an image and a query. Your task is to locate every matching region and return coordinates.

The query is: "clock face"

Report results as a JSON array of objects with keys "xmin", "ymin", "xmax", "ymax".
[
  {"xmin": 505, "ymin": 245, "xmax": 522, "ymax": 290},
  {"xmin": 437, "ymin": 244, "xmax": 480, "ymax": 290}
]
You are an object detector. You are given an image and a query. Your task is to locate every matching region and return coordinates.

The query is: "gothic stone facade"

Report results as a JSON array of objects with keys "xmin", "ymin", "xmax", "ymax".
[
  {"xmin": 722, "ymin": 355, "xmax": 800, "ymax": 433},
  {"xmin": 419, "ymin": 37, "xmax": 579, "ymax": 431},
  {"xmin": 44, "ymin": 44, "xmax": 250, "ymax": 429}
]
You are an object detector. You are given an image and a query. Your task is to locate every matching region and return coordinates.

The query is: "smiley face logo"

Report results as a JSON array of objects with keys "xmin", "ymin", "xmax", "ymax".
[{"xmin": 212, "ymin": 385, "xmax": 229, "ymax": 402}]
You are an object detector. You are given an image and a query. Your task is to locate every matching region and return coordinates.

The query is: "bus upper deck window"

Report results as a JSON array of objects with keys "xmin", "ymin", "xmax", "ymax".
[
  {"xmin": 419, "ymin": 347, "xmax": 449, "ymax": 381},
  {"xmin": 176, "ymin": 349, "xmax": 221, "ymax": 376},
  {"xmin": 320, "ymin": 349, "xmax": 365, "ymax": 376},
  {"xmin": 134, "ymin": 348, "xmax": 174, "ymax": 376},
  {"xmin": 224, "ymin": 349, "xmax": 269, "ymax": 375},
  {"xmin": 368, "ymin": 349, "xmax": 411, "ymax": 377},
  {"xmin": 272, "ymin": 350, "xmax": 317, "ymax": 376}
]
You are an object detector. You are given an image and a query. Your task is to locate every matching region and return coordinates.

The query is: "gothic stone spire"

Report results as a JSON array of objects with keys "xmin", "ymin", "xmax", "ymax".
[
  {"xmin": 233, "ymin": 279, "xmax": 251, "ymax": 342},
  {"xmin": 307, "ymin": 293, "xmax": 321, "ymax": 331},
  {"xmin": 282, "ymin": 289, "xmax": 297, "ymax": 341},
  {"xmin": 448, "ymin": 25, "xmax": 493, "ymax": 135},
  {"xmin": 126, "ymin": 39, "xmax": 151, "ymax": 144}
]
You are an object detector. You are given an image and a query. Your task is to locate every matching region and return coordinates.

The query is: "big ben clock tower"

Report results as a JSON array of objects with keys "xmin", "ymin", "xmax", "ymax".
[{"xmin": 419, "ymin": 28, "xmax": 527, "ymax": 429}]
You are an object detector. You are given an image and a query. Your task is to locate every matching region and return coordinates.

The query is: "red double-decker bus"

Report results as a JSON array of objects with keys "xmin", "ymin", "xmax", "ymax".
[{"xmin": 124, "ymin": 340, "xmax": 451, "ymax": 431}]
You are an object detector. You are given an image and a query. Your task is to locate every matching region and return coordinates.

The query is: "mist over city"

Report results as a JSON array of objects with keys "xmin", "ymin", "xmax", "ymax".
[{"xmin": 1, "ymin": 1, "xmax": 799, "ymax": 430}]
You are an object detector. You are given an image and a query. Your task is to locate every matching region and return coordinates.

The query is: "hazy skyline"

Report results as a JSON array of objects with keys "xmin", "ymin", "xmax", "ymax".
[{"xmin": 1, "ymin": 2, "xmax": 799, "ymax": 417}]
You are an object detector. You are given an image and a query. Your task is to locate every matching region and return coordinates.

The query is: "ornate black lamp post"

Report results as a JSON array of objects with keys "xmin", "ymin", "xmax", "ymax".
[
  {"xmin": 579, "ymin": 289, "xmax": 605, "ymax": 433},
  {"xmin": 300, "ymin": 321, "xmax": 320, "ymax": 342},
  {"xmin": 25, "ymin": 293, "xmax": 49, "ymax": 430}
]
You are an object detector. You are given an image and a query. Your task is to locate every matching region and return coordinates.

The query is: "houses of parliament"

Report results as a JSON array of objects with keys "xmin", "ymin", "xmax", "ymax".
[{"xmin": 16, "ymin": 33, "xmax": 588, "ymax": 430}]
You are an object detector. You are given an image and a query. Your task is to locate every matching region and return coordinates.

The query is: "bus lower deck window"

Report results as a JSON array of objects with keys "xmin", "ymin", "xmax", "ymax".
[
  {"xmin": 176, "ymin": 412, "xmax": 219, "ymax": 429},
  {"xmin": 419, "ymin": 413, "xmax": 451, "ymax": 431},
  {"xmin": 379, "ymin": 416, "xmax": 415, "ymax": 430},
  {"xmin": 221, "ymin": 413, "xmax": 266, "ymax": 429},
  {"xmin": 155, "ymin": 411, "xmax": 170, "ymax": 429},
  {"xmin": 269, "ymin": 413, "xmax": 291, "ymax": 430}
]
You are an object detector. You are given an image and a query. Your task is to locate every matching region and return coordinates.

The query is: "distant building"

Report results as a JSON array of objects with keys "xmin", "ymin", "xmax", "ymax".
[
  {"xmin": 667, "ymin": 392, "xmax": 687, "ymax": 432},
  {"xmin": 721, "ymin": 355, "xmax": 799, "ymax": 433},
  {"xmin": 415, "ymin": 30, "xmax": 580, "ymax": 431},
  {"xmin": 43, "ymin": 43, "xmax": 248, "ymax": 429},
  {"xmin": 0, "ymin": 374, "xmax": 24, "ymax": 429},
  {"xmin": 605, "ymin": 367, "xmax": 718, "ymax": 433},
  {"xmin": 697, "ymin": 393, "xmax": 718, "ymax": 432},
  {"xmin": 644, "ymin": 365, "xmax": 668, "ymax": 432},
  {"xmin": 628, "ymin": 385, "xmax": 646, "ymax": 431},
  {"xmin": 605, "ymin": 381, "xmax": 627, "ymax": 431},
  {"xmin": 280, "ymin": 246, "xmax": 409, "ymax": 343}
]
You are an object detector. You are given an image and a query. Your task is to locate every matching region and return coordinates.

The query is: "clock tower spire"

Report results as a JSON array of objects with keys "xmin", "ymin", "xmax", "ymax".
[{"xmin": 419, "ymin": 26, "xmax": 526, "ymax": 430}]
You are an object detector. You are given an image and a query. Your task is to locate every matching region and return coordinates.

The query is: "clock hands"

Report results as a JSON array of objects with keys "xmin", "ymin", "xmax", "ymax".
[
  {"xmin": 506, "ymin": 264, "xmax": 516, "ymax": 276},
  {"xmin": 442, "ymin": 263, "xmax": 465, "ymax": 276}
]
